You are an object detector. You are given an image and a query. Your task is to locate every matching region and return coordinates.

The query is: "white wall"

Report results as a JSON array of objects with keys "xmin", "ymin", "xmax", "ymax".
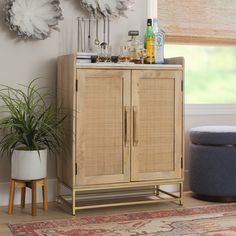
[{"xmin": 0, "ymin": 0, "xmax": 146, "ymax": 206}]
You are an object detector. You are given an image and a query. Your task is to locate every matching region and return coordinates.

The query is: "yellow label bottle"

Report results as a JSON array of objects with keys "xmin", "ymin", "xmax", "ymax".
[
  {"xmin": 146, "ymin": 38, "xmax": 156, "ymax": 64},
  {"xmin": 144, "ymin": 19, "xmax": 156, "ymax": 64}
]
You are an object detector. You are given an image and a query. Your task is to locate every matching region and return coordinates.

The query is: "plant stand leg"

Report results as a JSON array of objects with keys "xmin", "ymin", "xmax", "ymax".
[
  {"xmin": 8, "ymin": 179, "xmax": 15, "ymax": 215},
  {"xmin": 42, "ymin": 178, "xmax": 48, "ymax": 211},
  {"xmin": 21, "ymin": 187, "xmax": 26, "ymax": 208},
  {"xmin": 32, "ymin": 180, "xmax": 37, "ymax": 216}
]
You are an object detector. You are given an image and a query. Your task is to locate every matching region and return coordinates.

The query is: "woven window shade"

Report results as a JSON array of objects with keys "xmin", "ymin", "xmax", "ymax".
[{"xmin": 157, "ymin": 0, "xmax": 236, "ymax": 45}]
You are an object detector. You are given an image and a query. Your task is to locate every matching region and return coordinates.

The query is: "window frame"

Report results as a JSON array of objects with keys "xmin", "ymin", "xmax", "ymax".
[{"xmin": 185, "ymin": 104, "xmax": 236, "ymax": 116}]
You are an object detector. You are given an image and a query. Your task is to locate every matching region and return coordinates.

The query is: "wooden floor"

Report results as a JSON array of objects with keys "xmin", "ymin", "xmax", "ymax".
[{"xmin": 0, "ymin": 192, "xmax": 225, "ymax": 236}]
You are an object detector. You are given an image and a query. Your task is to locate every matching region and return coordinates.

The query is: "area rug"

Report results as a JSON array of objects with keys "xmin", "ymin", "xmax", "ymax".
[{"xmin": 9, "ymin": 203, "xmax": 236, "ymax": 236}]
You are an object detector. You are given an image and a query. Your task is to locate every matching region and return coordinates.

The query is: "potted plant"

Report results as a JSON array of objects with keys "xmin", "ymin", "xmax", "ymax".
[{"xmin": 0, "ymin": 79, "xmax": 65, "ymax": 180}]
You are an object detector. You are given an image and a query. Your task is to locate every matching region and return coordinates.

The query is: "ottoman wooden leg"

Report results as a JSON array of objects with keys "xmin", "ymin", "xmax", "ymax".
[{"xmin": 8, "ymin": 179, "xmax": 15, "ymax": 215}]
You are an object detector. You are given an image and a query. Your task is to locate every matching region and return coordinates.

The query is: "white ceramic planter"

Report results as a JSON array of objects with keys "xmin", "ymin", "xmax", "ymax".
[{"xmin": 11, "ymin": 149, "xmax": 47, "ymax": 180}]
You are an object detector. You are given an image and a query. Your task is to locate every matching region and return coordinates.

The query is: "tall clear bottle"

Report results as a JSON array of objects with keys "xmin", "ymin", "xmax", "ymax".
[
  {"xmin": 144, "ymin": 19, "xmax": 156, "ymax": 64},
  {"xmin": 153, "ymin": 18, "xmax": 165, "ymax": 64}
]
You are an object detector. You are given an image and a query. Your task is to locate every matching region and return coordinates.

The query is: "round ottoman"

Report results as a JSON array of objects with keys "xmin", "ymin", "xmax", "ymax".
[{"xmin": 189, "ymin": 126, "xmax": 236, "ymax": 202}]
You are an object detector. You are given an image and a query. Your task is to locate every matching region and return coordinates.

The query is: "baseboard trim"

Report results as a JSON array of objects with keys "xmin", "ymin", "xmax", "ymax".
[{"xmin": 0, "ymin": 178, "xmax": 57, "ymax": 206}]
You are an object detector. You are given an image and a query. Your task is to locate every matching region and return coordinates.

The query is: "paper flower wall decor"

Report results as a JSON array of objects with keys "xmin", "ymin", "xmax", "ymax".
[
  {"xmin": 80, "ymin": 0, "xmax": 135, "ymax": 18},
  {"xmin": 4, "ymin": 0, "xmax": 63, "ymax": 40}
]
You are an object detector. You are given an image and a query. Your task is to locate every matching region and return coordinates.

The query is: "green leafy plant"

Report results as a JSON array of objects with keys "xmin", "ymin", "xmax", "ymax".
[{"xmin": 0, "ymin": 79, "xmax": 65, "ymax": 155}]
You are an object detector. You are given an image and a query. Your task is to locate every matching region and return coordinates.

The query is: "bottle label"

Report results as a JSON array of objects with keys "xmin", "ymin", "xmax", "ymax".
[
  {"xmin": 156, "ymin": 35, "xmax": 163, "ymax": 46},
  {"xmin": 146, "ymin": 38, "xmax": 155, "ymax": 63},
  {"xmin": 155, "ymin": 33, "xmax": 164, "ymax": 63}
]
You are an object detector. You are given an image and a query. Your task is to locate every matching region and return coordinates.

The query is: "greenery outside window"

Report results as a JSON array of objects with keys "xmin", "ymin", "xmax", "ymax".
[{"xmin": 165, "ymin": 45, "xmax": 236, "ymax": 105}]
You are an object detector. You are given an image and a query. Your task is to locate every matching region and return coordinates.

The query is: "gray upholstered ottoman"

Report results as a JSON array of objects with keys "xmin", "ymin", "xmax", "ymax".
[{"xmin": 189, "ymin": 126, "xmax": 236, "ymax": 202}]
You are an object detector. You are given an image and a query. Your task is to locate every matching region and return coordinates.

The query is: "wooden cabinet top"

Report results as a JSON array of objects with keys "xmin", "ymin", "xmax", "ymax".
[
  {"xmin": 76, "ymin": 62, "xmax": 183, "ymax": 70},
  {"xmin": 72, "ymin": 55, "xmax": 184, "ymax": 71}
]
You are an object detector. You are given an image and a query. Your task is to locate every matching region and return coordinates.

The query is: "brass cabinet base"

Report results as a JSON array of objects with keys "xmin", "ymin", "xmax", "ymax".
[{"xmin": 57, "ymin": 180, "xmax": 184, "ymax": 215}]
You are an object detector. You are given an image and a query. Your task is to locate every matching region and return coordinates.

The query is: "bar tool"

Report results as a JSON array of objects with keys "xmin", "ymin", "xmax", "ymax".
[{"xmin": 94, "ymin": 19, "xmax": 100, "ymax": 45}]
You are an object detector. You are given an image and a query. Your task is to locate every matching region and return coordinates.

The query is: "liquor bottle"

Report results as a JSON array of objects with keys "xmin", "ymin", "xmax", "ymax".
[
  {"xmin": 144, "ymin": 19, "xmax": 155, "ymax": 64},
  {"xmin": 127, "ymin": 30, "xmax": 142, "ymax": 64},
  {"xmin": 153, "ymin": 18, "xmax": 165, "ymax": 64}
]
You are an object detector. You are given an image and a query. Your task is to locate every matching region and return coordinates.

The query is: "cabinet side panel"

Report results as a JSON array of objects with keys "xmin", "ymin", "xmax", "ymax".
[{"xmin": 57, "ymin": 54, "xmax": 76, "ymax": 188}]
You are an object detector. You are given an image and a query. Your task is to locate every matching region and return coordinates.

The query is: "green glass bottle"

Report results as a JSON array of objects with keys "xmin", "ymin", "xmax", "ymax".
[{"xmin": 144, "ymin": 19, "xmax": 156, "ymax": 64}]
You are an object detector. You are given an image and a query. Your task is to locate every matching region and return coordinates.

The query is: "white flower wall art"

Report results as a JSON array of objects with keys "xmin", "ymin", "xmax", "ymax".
[
  {"xmin": 80, "ymin": 0, "xmax": 135, "ymax": 18},
  {"xmin": 4, "ymin": 0, "xmax": 63, "ymax": 40}
]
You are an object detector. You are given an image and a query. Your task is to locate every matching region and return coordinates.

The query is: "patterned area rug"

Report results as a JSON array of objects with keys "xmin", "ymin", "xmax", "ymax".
[{"xmin": 9, "ymin": 204, "xmax": 236, "ymax": 236}]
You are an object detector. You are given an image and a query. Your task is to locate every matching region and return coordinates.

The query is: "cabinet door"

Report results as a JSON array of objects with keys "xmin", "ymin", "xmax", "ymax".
[
  {"xmin": 131, "ymin": 70, "xmax": 183, "ymax": 181},
  {"xmin": 76, "ymin": 69, "xmax": 131, "ymax": 186}
]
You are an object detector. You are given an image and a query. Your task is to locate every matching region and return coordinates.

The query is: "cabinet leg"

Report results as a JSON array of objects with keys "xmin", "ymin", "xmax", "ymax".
[
  {"xmin": 154, "ymin": 185, "xmax": 159, "ymax": 196},
  {"xmin": 8, "ymin": 180, "xmax": 15, "ymax": 215},
  {"xmin": 72, "ymin": 190, "xmax": 76, "ymax": 216}
]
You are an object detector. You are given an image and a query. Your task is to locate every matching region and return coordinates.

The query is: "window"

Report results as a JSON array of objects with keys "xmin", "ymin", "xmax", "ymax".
[
  {"xmin": 148, "ymin": 0, "xmax": 236, "ymax": 107},
  {"xmin": 165, "ymin": 45, "xmax": 236, "ymax": 104}
]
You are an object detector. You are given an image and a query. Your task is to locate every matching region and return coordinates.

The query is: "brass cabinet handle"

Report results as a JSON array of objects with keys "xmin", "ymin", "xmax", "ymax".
[
  {"xmin": 124, "ymin": 106, "xmax": 129, "ymax": 146},
  {"xmin": 124, "ymin": 107, "xmax": 127, "ymax": 145},
  {"xmin": 133, "ymin": 106, "xmax": 138, "ymax": 146}
]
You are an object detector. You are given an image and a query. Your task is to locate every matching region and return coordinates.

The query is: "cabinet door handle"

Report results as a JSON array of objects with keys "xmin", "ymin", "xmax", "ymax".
[
  {"xmin": 124, "ymin": 107, "xmax": 128, "ymax": 146},
  {"xmin": 133, "ymin": 106, "xmax": 138, "ymax": 146},
  {"xmin": 124, "ymin": 106, "xmax": 129, "ymax": 146}
]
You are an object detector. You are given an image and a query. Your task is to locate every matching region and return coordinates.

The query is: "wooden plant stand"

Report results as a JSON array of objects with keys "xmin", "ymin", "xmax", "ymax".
[{"xmin": 8, "ymin": 178, "xmax": 48, "ymax": 216}]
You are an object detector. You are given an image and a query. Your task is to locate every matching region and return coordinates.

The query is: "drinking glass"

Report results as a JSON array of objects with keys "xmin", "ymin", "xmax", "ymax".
[
  {"xmin": 119, "ymin": 45, "xmax": 131, "ymax": 63},
  {"xmin": 97, "ymin": 45, "xmax": 112, "ymax": 62}
]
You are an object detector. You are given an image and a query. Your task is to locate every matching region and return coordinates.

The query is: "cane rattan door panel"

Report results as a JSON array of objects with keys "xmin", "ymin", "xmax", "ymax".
[
  {"xmin": 131, "ymin": 70, "xmax": 183, "ymax": 181},
  {"xmin": 76, "ymin": 69, "xmax": 131, "ymax": 186}
]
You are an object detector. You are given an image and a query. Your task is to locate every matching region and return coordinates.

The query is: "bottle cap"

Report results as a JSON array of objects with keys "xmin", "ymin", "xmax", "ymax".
[
  {"xmin": 147, "ymin": 18, "xmax": 152, "ymax": 26},
  {"xmin": 128, "ymin": 30, "xmax": 139, "ymax": 37}
]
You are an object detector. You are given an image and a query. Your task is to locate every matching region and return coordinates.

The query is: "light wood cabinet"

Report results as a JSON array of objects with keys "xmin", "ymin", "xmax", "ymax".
[{"xmin": 57, "ymin": 55, "xmax": 184, "ymax": 215}]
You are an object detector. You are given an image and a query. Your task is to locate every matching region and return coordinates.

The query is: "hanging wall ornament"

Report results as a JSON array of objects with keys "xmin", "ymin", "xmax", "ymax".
[
  {"xmin": 4, "ymin": 0, "xmax": 63, "ymax": 40},
  {"xmin": 80, "ymin": 0, "xmax": 135, "ymax": 18}
]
